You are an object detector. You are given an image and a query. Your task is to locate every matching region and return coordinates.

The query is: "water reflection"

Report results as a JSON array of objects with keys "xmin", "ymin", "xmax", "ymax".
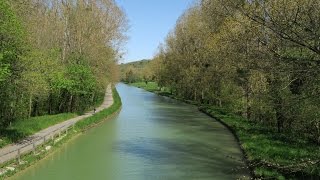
[{"xmin": 13, "ymin": 83, "xmax": 249, "ymax": 180}]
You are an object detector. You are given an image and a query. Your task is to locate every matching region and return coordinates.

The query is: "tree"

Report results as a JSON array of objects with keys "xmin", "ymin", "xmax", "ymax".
[
  {"xmin": 0, "ymin": 0, "xmax": 26, "ymax": 126},
  {"xmin": 152, "ymin": 0, "xmax": 320, "ymax": 142},
  {"xmin": 0, "ymin": 0, "xmax": 127, "ymax": 128}
]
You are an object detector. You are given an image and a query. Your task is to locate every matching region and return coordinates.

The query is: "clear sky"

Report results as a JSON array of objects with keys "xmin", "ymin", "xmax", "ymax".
[{"xmin": 115, "ymin": 0, "xmax": 195, "ymax": 63}]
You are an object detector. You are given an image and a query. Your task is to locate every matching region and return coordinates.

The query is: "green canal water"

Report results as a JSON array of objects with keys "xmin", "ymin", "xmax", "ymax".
[{"xmin": 13, "ymin": 83, "xmax": 250, "ymax": 180}]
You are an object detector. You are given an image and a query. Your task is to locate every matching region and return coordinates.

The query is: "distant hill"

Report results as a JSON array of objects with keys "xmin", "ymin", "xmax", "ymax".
[
  {"xmin": 120, "ymin": 59, "xmax": 151, "ymax": 69},
  {"xmin": 119, "ymin": 59, "xmax": 152, "ymax": 83}
]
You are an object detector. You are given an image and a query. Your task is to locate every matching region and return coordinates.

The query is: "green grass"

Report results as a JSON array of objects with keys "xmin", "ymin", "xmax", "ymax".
[
  {"xmin": 200, "ymin": 106, "xmax": 320, "ymax": 179},
  {"xmin": 130, "ymin": 82, "xmax": 174, "ymax": 98},
  {"xmin": 0, "ymin": 87, "xmax": 121, "ymax": 149},
  {"xmin": 0, "ymin": 88, "xmax": 121, "ymax": 149},
  {"xmin": 130, "ymin": 82, "xmax": 159, "ymax": 92},
  {"xmin": 0, "ymin": 113, "xmax": 76, "ymax": 148},
  {"xmin": 0, "ymin": 87, "xmax": 122, "ymax": 179},
  {"xmin": 255, "ymin": 167, "xmax": 285, "ymax": 180},
  {"xmin": 75, "ymin": 87, "xmax": 122, "ymax": 130},
  {"xmin": 11, "ymin": 113, "xmax": 76, "ymax": 135},
  {"xmin": 131, "ymin": 81, "xmax": 320, "ymax": 179}
]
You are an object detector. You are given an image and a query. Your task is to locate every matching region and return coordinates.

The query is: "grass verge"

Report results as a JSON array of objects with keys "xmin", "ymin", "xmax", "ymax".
[
  {"xmin": 129, "ymin": 81, "xmax": 320, "ymax": 179},
  {"xmin": 0, "ymin": 113, "xmax": 76, "ymax": 148},
  {"xmin": 0, "ymin": 87, "xmax": 122, "ymax": 179},
  {"xmin": 129, "ymin": 82, "xmax": 159, "ymax": 92},
  {"xmin": 199, "ymin": 106, "xmax": 320, "ymax": 179}
]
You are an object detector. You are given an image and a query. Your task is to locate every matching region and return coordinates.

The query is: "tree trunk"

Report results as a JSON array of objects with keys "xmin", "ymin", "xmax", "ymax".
[
  {"xmin": 28, "ymin": 95, "xmax": 32, "ymax": 118},
  {"xmin": 201, "ymin": 90, "xmax": 205, "ymax": 104},
  {"xmin": 245, "ymin": 85, "xmax": 251, "ymax": 120},
  {"xmin": 274, "ymin": 97, "xmax": 284, "ymax": 133},
  {"xmin": 48, "ymin": 93, "xmax": 52, "ymax": 115},
  {"xmin": 62, "ymin": 1, "xmax": 70, "ymax": 63},
  {"xmin": 68, "ymin": 95, "xmax": 73, "ymax": 112}
]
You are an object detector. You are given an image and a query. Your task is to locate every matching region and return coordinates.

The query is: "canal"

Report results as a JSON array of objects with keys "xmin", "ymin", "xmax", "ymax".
[{"xmin": 13, "ymin": 83, "xmax": 249, "ymax": 180}]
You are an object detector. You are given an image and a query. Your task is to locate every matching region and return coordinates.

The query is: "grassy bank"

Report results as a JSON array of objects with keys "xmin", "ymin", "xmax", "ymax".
[
  {"xmin": 129, "ymin": 82, "xmax": 159, "ymax": 92},
  {"xmin": 0, "ymin": 113, "xmax": 76, "ymax": 148},
  {"xmin": 200, "ymin": 106, "xmax": 320, "ymax": 179},
  {"xmin": 0, "ymin": 89, "xmax": 119, "ymax": 149},
  {"xmin": 129, "ymin": 82, "xmax": 320, "ymax": 179},
  {"xmin": 75, "ymin": 87, "xmax": 122, "ymax": 131},
  {"xmin": 0, "ymin": 87, "xmax": 122, "ymax": 179}
]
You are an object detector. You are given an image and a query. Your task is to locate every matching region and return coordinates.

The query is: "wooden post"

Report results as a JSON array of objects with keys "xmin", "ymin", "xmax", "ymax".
[
  {"xmin": 52, "ymin": 135, "xmax": 54, "ymax": 145},
  {"xmin": 33, "ymin": 141, "xmax": 36, "ymax": 155},
  {"xmin": 17, "ymin": 149, "xmax": 21, "ymax": 164}
]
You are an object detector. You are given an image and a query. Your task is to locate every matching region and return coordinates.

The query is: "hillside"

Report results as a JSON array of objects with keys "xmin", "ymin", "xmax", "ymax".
[{"xmin": 119, "ymin": 59, "xmax": 153, "ymax": 83}]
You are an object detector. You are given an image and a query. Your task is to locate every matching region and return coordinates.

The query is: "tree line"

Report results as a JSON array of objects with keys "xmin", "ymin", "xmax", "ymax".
[
  {"xmin": 151, "ymin": 0, "xmax": 320, "ymax": 144},
  {"xmin": 120, "ymin": 59, "xmax": 156, "ymax": 84},
  {"xmin": 0, "ymin": 0, "xmax": 127, "ymax": 128}
]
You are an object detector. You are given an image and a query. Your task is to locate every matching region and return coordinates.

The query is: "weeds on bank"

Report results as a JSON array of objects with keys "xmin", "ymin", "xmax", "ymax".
[
  {"xmin": 131, "ymin": 81, "xmax": 320, "ymax": 179},
  {"xmin": 200, "ymin": 106, "xmax": 320, "ymax": 179}
]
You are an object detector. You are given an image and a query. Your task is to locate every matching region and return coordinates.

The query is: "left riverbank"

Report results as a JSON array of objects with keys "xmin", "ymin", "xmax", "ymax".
[{"xmin": 0, "ymin": 86, "xmax": 122, "ymax": 179}]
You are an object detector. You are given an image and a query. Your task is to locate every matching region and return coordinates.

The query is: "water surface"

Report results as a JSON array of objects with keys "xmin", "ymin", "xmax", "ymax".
[{"xmin": 13, "ymin": 83, "xmax": 249, "ymax": 180}]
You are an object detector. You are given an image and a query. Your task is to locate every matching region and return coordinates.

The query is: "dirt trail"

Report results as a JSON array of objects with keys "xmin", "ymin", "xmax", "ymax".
[{"xmin": 0, "ymin": 85, "xmax": 113, "ymax": 164}]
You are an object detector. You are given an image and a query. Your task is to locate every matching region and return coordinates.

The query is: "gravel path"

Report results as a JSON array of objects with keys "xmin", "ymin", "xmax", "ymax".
[{"xmin": 0, "ymin": 85, "xmax": 113, "ymax": 165}]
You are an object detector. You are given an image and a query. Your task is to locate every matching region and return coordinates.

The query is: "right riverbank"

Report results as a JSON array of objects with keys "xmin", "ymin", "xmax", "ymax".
[{"xmin": 129, "ymin": 82, "xmax": 320, "ymax": 179}]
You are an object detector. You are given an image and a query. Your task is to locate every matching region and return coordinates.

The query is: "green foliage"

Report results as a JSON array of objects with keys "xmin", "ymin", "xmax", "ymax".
[
  {"xmin": 0, "ymin": 0, "xmax": 126, "ymax": 128},
  {"xmin": 152, "ymin": 0, "xmax": 320, "ymax": 150},
  {"xmin": 0, "ymin": 53, "xmax": 11, "ymax": 82},
  {"xmin": 75, "ymin": 87, "xmax": 122, "ymax": 130},
  {"xmin": 0, "ymin": 0, "xmax": 26, "ymax": 127},
  {"xmin": 0, "ymin": 0, "xmax": 23, "ymax": 52},
  {"xmin": 67, "ymin": 63, "xmax": 96, "ymax": 94},
  {"xmin": 200, "ymin": 106, "xmax": 320, "ymax": 178},
  {"xmin": 134, "ymin": 81, "xmax": 320, "ymax": 178},
  {"xmin": 64, "ymin": 62, "xmax": 97, "ymax": 114},
  {"xmin": 148, "ymin": 1, "xmax": 320, "ymax": 175},
  {"xmin": 119, "ymin": 59, "xmax": 153, "ymax": 83}
]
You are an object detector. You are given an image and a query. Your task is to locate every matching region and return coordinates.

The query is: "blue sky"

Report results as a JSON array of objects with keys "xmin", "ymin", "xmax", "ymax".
[{"xmin": 116, "ymin": 0, "xmax": 195, "ymax": 63}]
